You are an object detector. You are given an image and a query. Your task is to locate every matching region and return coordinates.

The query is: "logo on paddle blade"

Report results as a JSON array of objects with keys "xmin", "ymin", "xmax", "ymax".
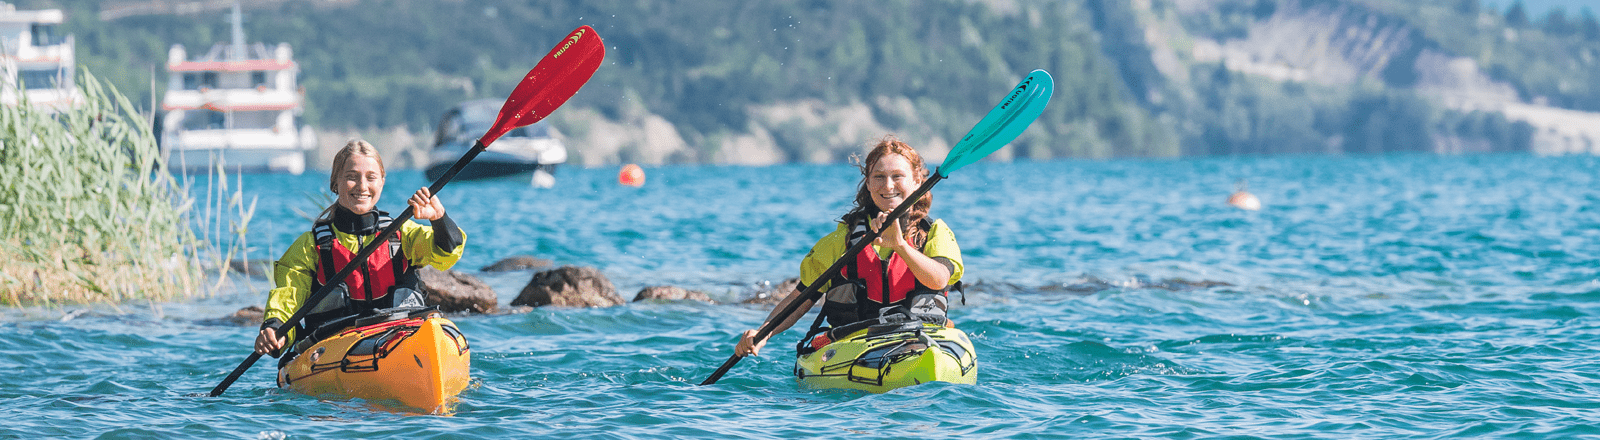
[
  {"xmin": 1000, "ymin": 76, "xmax": 1032, "ymax": 111},
  {"xmin": 555, "ymin": 28, "xmax": 588, "ymax": 58}
]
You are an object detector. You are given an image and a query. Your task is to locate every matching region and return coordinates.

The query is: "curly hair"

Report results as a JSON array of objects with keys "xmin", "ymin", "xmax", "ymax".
[{"xmin": 842, "ymin": 135, "xmax": 931, "ymax": 247}]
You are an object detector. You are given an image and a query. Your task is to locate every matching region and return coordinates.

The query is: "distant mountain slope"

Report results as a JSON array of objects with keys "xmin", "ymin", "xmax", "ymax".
[
  {"xmin": 1161, "ymin": 0, "xmax": 1600, "ymax": 154},
  {"xmin": 38, "ymin": 0, "xmax": 1600, "ymax": 164}
]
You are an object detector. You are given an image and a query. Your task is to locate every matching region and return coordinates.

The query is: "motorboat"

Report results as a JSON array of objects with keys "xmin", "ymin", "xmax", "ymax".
[{"xmin": 426, "ymin": 98, "xmax": 566, "ymax": 185}]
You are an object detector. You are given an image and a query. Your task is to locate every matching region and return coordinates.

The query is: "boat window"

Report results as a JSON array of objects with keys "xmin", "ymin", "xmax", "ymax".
[
  {"xmin": 182, "ymin": 110, "xmax": 226, "ymax": 130},
  {"xmin": 251, "ymin": 71, "xmax": 268, "ymax": 88},
  {"xmin": 460, "ymin": 102, "xmax": 498, "ymax": 123},
  {"xmin": 434, "ymin": 110, "xmax": 462, "ymax": 147},
  {"xmin": 231, "ymin": 110, "xmax": 277, "ymax": 130},
  {"xmin": 30, "ymin": 24, "xmax": 62, "ymax": 46},
  {"xmin": 17, "ymin": 69, "xmax": 61, "ymax": 90},
  {"xmin": 183, "ymin": 72, "xmax": 219, "ymax": 90},
  {"xmin": 457, "ymin": 102, "xmax": 497, "ymax": 138},
  {"xmin": 508, "ymin": 123, "xmax": 550, "ymax": 138}
]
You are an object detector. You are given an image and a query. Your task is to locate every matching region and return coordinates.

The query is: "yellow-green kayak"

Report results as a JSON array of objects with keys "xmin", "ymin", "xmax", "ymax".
[{"xmin": 794, "ymin": 321, "xmax": 977, "ymax": 393}]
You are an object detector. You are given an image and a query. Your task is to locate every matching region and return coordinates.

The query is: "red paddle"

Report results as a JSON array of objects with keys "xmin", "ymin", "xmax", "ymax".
[{"xmin": 209, "ymin": 26, "xmax": 604, "ymax": 397}]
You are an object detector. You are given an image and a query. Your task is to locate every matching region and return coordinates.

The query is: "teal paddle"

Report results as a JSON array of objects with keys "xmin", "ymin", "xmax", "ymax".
[
  {"xmin": 700, "ymin": 69, "xmax": 1053, "ymax": 386},
  {"xmin": 209, "ymin": 25, "xmax": 605, "ymax": 398}
]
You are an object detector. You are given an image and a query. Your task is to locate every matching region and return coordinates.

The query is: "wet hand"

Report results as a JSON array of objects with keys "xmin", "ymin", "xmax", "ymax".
[
  {"xmin": 254, "ymin": 327, "xmax": 287, "ymax": 355},
  {"xmin": 871, "ymin": 212, "xmax": 909, "ymax": 251},
  {"xmin": 409, "ymin": 187, "xmax": 446, "ymax": 221},
  {"xmin": 735, "ymin": 329, "xmax": 767, "ymax": 357}
]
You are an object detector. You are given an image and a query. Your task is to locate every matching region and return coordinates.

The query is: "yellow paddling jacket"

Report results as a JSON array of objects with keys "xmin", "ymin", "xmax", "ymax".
[{"xmin": 264, "ymin": 209, "xmax": 465, "ymax": 344}]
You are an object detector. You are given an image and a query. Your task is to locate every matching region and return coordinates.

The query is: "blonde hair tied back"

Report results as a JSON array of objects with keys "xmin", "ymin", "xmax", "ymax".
[{"xmin": 315, "ymin": 139, "xmax": 386, "ymax": 225}]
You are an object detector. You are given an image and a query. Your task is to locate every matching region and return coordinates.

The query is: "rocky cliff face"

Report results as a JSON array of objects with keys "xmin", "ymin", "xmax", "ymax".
[
  {"xmin": 526, "ymin": 0, "xmax": 1600, "ymax": 164},
  {"xmin": 1188, "ymin": 1, "xmax": 1421, "ymax": 86},
  {"xmin": 550, "ymin": 97, "xmax": 954, "ymax": 167},
  {"xmin": 1170, "ymin": 0, "xmax": 1599, "ymax": 154}
]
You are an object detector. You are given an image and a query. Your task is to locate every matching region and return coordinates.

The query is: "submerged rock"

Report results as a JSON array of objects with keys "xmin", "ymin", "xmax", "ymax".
[
  {"xmin": 1038, "ymin": 276, "xmax": 1235, "ymax": 295},
  {"xmin": 511, "ymin": 266, "xmax": 623, "ymax": 308},
  {"xmin": 417, "ymin": 267, "xmax": 497, "ymax": 314},
  {"xmin": 633, "ymin": 286, "xmax": 714, "ymax": 304},
  {"xmin": 220, "ymin": 305, "xmax": 264, "ymax": 326},
  {"xmin": 479, "ymin": 256, "xmax": 552, "ymax": 272},
  {"xmin": 1159, "ymin": 278, "xmax": 1234, "ymax": 290},
  {"xmin": 228, "ymin": 259, "xmax": 275, "ymax": 278},
  {"xmin": 741, "ymin": 278, "xmax": 799, "ymax": 307}
]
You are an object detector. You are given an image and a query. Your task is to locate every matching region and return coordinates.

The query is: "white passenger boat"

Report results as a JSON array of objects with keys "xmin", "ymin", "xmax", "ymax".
[
  {"xmin": 0, "ymin": 2, "xmax": 82, "ymax": 110},
  {"xmin": 159, "ymin": 3, "xmax": 314, "ymax": 174}
]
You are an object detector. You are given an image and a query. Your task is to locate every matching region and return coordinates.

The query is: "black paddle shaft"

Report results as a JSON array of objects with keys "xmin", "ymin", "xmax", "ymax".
[
  {"xmin": 700, "ymin": 172, "xmax": 946, "ymax": 385},
  {"xmin": 208, "ymin": 140, "xmax": 490, "ymax": 397}
]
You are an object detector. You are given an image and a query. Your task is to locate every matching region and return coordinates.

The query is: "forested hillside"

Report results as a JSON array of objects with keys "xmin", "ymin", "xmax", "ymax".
[{"xmin": 25, "ymin": 0, "xmax": 1600, "ymax": 164}]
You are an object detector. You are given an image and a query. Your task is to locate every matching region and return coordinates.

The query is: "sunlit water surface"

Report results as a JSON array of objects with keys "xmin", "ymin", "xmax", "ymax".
[{"xmin": 4, "ymin": 154, "xmax": 1600, "ymax": 438}]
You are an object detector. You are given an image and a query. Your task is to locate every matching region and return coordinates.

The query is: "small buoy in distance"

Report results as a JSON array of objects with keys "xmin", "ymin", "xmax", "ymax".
[
  {"xmin": 619, "ymin": 164, "xmax": 645, "ymax": 187},
  {"xmin": 1228, "ymin": 179, "xmax": 1260, "ymax": 211}
]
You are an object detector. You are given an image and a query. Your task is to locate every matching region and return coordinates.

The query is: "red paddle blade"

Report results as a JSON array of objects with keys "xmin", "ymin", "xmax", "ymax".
[{"xmin": 481, "ymin": 25, "xmax": 606, "ymax": 146}]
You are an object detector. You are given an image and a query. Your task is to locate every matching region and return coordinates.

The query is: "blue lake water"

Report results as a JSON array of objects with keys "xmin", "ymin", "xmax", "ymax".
[{"xmin": 4, "ymin": 154, "xmax": 1600, "ymax": 437}]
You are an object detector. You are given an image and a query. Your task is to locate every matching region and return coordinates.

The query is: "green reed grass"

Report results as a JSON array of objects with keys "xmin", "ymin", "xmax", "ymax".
[{"xmin": 0, "ymin": 70, "xmax": 247, "ymax": 306}]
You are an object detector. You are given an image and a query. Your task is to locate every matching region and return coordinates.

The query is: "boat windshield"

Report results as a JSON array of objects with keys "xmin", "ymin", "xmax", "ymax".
[
  {"xmin": 506, "ymin": 124, "xmax": 550, "ymax": 138},
  {"xmin": 437, "ymin": 100, "xmax": 555, "ymax": 147},
  {"xmin": 454, "ymin": 101, "xmax": 499, "ymax": 140}
]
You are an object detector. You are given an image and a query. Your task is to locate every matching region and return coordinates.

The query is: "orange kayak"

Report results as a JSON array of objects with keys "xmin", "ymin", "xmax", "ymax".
[{"xmin": 278, "ymin": 312, "xmax": 471, "ymax": 413}]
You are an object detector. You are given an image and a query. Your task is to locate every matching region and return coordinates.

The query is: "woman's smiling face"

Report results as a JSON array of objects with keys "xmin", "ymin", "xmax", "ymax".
[
  {"xmin": 866, "ymin": 153, "xmax": 917, "ymax": 212},
  {"xmin": 335, "ymin": 154, "xmax": 385, "ymax": 214}
]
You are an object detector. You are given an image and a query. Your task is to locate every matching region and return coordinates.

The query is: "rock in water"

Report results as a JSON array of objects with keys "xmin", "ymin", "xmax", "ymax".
[
  {"xmin": 417, "ymin": 267, "xmax": 498, "ymax": 314},
  {"xmin": 634, "ymin": 286, "xmax": 714, "ymax": 304},
  {"xmin": 223, "ymin": 305, "xmax": 264, "ymax": 326},
  {"xmin": 479, "ymin": 256, "xmax": 553, "ymax": 272},
  {"xmin": 512, "ymin": 266, "xmax": 623, "ymax": 308},
  {"xmin": 228, "ymin": 259, "xmax": 275, "ymax": 277},
  {"xmin": 741, "ymin": 278, "xmax": 800, "ymax": 307}
]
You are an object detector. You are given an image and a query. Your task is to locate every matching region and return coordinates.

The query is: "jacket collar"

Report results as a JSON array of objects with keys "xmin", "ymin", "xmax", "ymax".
[{"xmin": 331, "ymin": 205, "xmax": 383, "ymax": 235}]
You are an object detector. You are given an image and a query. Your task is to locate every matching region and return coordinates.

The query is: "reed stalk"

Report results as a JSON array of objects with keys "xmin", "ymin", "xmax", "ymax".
[{"xmin": 0, "ymin": 69, "xmax": 238, "ymax": 306}]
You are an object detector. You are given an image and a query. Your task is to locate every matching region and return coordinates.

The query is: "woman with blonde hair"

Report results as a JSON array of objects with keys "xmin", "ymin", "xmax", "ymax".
[{"xmin": 254, "ymin": 140, "xmax": 466, "ymax": 365}]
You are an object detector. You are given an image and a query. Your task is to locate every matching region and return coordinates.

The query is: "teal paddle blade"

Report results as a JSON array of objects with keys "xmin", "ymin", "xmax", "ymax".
[{"xmin": 938, "ymin": 70, "xmax": 1053, "ymax": 177}]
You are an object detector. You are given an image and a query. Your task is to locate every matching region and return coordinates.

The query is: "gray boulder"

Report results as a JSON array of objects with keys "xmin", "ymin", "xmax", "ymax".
[
  {"xmin": 417, "ymin": 267, "xmax": 498, "ymax": 314},
  {"xmin": 222, "ymin": 305, "xmax": 264, "ymax": 326},
  {"xmin": 633, "ymin": 286, "xmax": 715, "ymax": 304},
  {"xmin": 511, "ymin": 266, "xmax": 623, "ymax": 308},
  {"xmin": 480, "ymin": 255, "xmax": 553, "ymax": 272},
  {"xmin": 741, "ymin": 277, "xmax": 800, "ymax": 307},
  {"xmin": 228, "ymin": 259, "xmax": 275, "ymax": 278}
]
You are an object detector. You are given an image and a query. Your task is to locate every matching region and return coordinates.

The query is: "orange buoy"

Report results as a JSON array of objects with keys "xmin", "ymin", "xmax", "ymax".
[
  {"xmin": 619, "ymin": 164, "xmax": 645, "ymax": 187},
  {"xmin": 1228, "ymin": 179, "xmax": 1261, "ymax": 211},
  {"xmin": 1228, "ymin": 191, "xmax": 1261, "ymax": 211}
]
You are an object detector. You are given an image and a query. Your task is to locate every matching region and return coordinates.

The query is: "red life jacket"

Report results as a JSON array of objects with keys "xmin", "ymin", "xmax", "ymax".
[
  {"xmin": 282, "ymin": 214, "xmax": 418, "ymax": 364},
  {"xmin": 799, "ymin": 217, "xmax": 954, "ymax": 353},
  {"xmin": 848, "ymin": 245, "xmax": 918, "ymax": 305},
  {"xmin": 812, "ymin": 217, "xmax": 946, "ymax": 327},
  {"xmin": 312, "ymin": 219, "xmax": 409, "ymax": 302}
]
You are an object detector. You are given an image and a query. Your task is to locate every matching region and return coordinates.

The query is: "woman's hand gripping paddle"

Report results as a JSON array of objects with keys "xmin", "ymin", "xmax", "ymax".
[
  {"xmin": 209, "ymin": 26, "xmax": 605, "ymax": 398},
  {"xmin": 699, "ymin": 70, "xmax": 1053, "ymax": 386}
]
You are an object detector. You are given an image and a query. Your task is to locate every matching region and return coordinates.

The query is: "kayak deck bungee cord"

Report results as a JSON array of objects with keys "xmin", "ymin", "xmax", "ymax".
[{"xmin": 795, "ymin": 320, "xmax": 977, "ymax": 393}]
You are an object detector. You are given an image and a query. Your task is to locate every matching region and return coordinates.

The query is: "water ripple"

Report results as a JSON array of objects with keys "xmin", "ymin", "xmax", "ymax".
[{"xmin": 6, "ymin": 155, "xmax": 1600, "ymax": 437}]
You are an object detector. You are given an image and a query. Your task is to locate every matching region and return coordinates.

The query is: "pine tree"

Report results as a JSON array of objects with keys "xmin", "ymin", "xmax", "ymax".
[
  {"xmin": 1542, "ymin": 8, "xmax": 1572, "ymax": 36},
  {"xmin": 1580, "ymin": 8, "xmax": 1600, "ymax": 41},
  {"xmin": 1506, "ymin": 0, "xmax": 1529, "ymax": 28}
]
